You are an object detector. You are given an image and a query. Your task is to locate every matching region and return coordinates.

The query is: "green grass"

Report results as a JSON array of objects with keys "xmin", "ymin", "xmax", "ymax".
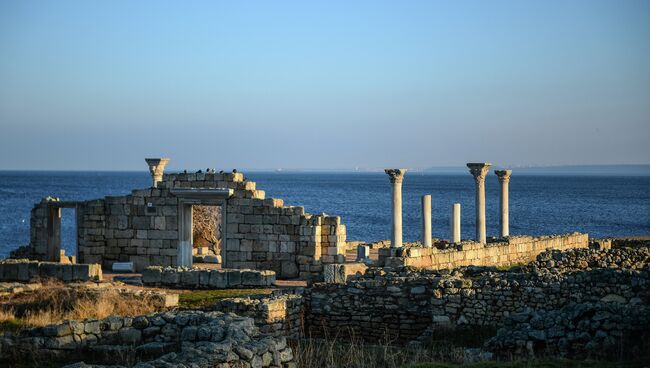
[
  {"xmin": 0, "ymin": 319, "xmax": 25, "ymax": 333},
  {"xmin": 405, "ymin": 360, "xmax": 649, "ymax": 368},
  {"xmin": 178, "ymin": 288, "xmax": 274, "ymax": 309},
  {"xmin": 495, "ymin": 263, "xmax": 524, "ymax": 271}
]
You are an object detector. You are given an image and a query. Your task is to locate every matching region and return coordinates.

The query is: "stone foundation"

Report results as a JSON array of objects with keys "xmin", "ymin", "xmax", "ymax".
[
  {"xmin": 378, "ymin": 233, "xmax": 591, "ymax": 269},
  {"xmin": 141, "ymin": 266, "xmax": 276, "ymax": 289},
  {"xmin": 0, "ymin": 259, "xmax": 102, "ymax": 282}
]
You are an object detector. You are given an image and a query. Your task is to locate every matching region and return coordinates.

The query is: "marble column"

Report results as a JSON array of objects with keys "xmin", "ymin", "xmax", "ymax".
[
  {"xmin": 467, "ymin": 163, "xmax": 491, "ymax": 244},
  {"xmin": 495, "ymin": 170, "xmax": 512, "ymax": 238},
  {"xmin": 451, "ymin": 203, "xmax": 461, "ymax": 243},
  {"xmin": 385, "ymin": 169, "xmax": 407, "ymax": 248},
  {"xmin": 421, "ymin": 195, "xmax": 432, "ymax": 248},
  {"xmin": 145, "ymin": 158, "xmax": 170, "ymax": 188}
]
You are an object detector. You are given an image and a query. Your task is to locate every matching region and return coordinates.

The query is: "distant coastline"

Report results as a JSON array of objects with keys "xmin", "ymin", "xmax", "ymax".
[{"xmin": 1, "ymin": 164, "xmax": 650, "ymax": 176}]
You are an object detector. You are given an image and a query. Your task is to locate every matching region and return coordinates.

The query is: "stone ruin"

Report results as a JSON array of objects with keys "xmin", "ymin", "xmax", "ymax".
[
  {"xmin": 1, "ymin": 159, "xmax": 648, "ymax": 365},
  {"xmin": 12, "ymin": 158, "xmax": 347, "ymax": 281},
  {"xmin": 8, "ymin": 159, "xmax": 605, "ymax": 284}
]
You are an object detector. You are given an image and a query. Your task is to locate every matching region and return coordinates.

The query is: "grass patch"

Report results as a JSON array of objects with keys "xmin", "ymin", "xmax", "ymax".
[
  {"xmin": 495, "ymin": 263, "xmax": 524, "ymax": 271},
  {"xmin": 178, "ymin": 288, "xmax": 274, "ymax": 309},
  {"xmin": 0, "ymin": 282, "xmax": 165, "ymax": 332},
  {"xmin": 0, "ymin": 318, "xmax": 25, "ymax": 333}
]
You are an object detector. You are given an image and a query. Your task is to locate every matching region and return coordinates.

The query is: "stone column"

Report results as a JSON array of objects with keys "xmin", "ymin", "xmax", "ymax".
[
  {"xmin": 421, "ymin": 195, "xmax": 432, "ymax": 247},
  {"xmin": 495, "ymin": 170, "xmax": 512, "ymax": 238},
  {"xmin": 467, "ymin": 163, "xmax": 491, "ymax": 244},
  {"xmin": 450, "ymin": 203, "xmax": 461, "ymax": 243},
  {"xmin": 145, "ymin": 158, "xmax": 170, "ymax": 188},
  {"xmin": 385, "ymin": 169, "xmax": 407, "ymax": 248}
]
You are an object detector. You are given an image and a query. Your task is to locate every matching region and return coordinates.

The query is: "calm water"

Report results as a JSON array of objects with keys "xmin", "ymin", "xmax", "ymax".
[{"xmin": 1, "ymin": 171, "xmax": 649, "ymax": 258}]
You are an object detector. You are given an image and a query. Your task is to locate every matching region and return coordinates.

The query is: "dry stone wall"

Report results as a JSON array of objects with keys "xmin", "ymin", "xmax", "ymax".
[
  {"xmin": 306, "ymin": 246, "xmax": 649, "ymax": 343},
  {"xmin": 486, "ymin": 302, "xmax": 650, "ymax": 360},
  {"xmin": 0, "ymin": 310, "xmax": 296, "ymax": 367},
  {"xmin": 378, "ymin": 233, "xmax": 591, "ymax": 270}
]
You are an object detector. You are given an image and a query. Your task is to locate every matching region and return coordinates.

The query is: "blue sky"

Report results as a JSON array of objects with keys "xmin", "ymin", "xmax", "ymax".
[{"xmin": 1, "ymin": 1, "xmax": 649, "ymax": 171}]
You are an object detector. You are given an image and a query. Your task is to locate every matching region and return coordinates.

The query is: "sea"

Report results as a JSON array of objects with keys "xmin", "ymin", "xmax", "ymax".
[{"xmin": 1, "ymin": 171, "xmax": 649, "ymax": 258}]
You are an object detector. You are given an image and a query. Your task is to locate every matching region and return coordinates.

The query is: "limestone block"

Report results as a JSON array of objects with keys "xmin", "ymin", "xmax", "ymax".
[
  {"xmin": 242, "ymin": 270, "xmax": 263, "ymax": 286},
  {"xmin": 209, "ymin": 270, "xmax": 228, "ymax": 288},
  {"xmin": 142, "ymin": 267, "xmax": 163, "ymax": 284},
  {"xmin": 280, "ymin": 261, "xmax": 299, "ymax": 279},
  {"xmin": 324, "ymin": 263, "xmax": 367, "ymax": 284},
  {"xmin": 161, "ymin": 269, "xmax": 180, "ymax": 285},
  {"xmin": 181, "ymin": 269, "xmax": 200, "ymax": 288},
  {"xmin": 227, "ymin": 270, "xmax": 242, "ymax": 286}
]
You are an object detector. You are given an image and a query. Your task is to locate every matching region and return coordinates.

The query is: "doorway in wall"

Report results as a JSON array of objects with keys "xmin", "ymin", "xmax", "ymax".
[
  {"xmin": 46, "ymin": 203, "xmax": 79, "ymax": 262},
  {"xmin": 174, "ymin": 188, "xmax": 231, "ymax": 268},
  {"xmin": 60, "ymin": 208, "xmax": 78, "ymax": 259},
  {"xmin": 192, "ymin": 204, "xmax": 222, "ymax": 261}
]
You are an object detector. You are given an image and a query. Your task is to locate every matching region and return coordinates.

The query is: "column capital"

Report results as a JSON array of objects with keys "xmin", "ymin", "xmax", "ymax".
[
  {"xmin": 467, "ymin": 162, "xmax": 491, "ymax": 184},
  {"xmin": 384, "ymin": 168, "xmax": 407, "ymax": 183},
  {"xmin": 145, "ymin": 158, "xmax": 170, "ymax": 174},
  {"xmin": 495, "ymin": 169, "xmax": 512, "ymax": 183},
  {"xmin": 145, "ymin": 158, "xmax": 170, "ymax": 187}
]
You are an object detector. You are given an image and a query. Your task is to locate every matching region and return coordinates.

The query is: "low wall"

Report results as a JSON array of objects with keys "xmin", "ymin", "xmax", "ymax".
[
  {"xmin": 141, "ymin": 266, "xmax": 275, "ymax": 289},
  {"xmin": 487, "ymin": 302, "xmax": 650, "ymax": 360},
  {"xmin": 378, "ymin": 233, "xmax": 591, "ymax": 269},
  {"xmin": 0, "ymin": 259, "xmax": 102, "ymax": 282},
  {"xmin": 306, "ymin": 246, "xmax": 648, "ymax": 343},
  {"xmin": 211, "ymin": 293, "xmax": 304, "ymax": 338},
  {"xmin": 0, "ymin": 311, "xmax": 295, "ymax": 367}
]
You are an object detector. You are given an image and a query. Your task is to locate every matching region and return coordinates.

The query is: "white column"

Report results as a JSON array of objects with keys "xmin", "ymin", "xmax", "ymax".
[
  {"xmin": 467, "ymin": 163, "xmax": 491, "ymax": 244},
  {"xmin": 495, "ymin": 170, "xmax": 512, "ymax": 238},
  {"xmin": 385, "ymin": 169, "xmax": 407, "ymax": 248},
  {"xmin": 179, "ymin": 204, "xmax": 193, "ymax": 267},
  {"xmin": 145, "ymin": 158, "xmax": 170, "ymax": 188},
  {"xmin": 451, "ymin": 203, "xmax": 461, "ymax": 243},
  {"xmin": 421, "ymin": 195, "xmax": 432, "ymax": 247}
]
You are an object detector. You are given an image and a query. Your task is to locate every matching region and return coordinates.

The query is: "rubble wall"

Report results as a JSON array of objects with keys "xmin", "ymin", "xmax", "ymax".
[
  {"xmin": 306, "ymin": 247, "xmax": 649, "ymax": 342},
  {"xmin": 0, "ymin": 310, "xmax": 296, "ymax": 367}
]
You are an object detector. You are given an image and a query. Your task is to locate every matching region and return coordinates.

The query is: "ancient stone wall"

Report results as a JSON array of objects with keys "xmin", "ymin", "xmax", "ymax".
[
  {"xmin": 0, "ymin": 310, "xmax": 296, "ymax": 367},
  {"xmin": 306, "ymin": 246, "xmax": 649, "ymax": 342},
  {"xmin": 22, "ymin": 171, "xmax": 347, "ymax": 280},
  {"xmin": 378, "ymin": 233, "xmax": 591, "ymax": 269},
  {"xmin": 141, "ymin": 266, "xmax": 276, "ymax": 289},
  {"xmin": 486, "ymin": 302, "xmax": 650, "ymax": 360},
  {"xmin": 0, "ymin": 259, "xmax": 102, "ymax": 282},
  {"xmin": 211, "ymin": 293, "xmax": 304, "ymax": 338}
]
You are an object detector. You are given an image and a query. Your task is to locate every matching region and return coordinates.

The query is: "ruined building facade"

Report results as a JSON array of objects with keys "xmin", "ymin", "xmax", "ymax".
[{"xmin": 16, "ymin": 170, "xmax": 347, "ymax": 280}]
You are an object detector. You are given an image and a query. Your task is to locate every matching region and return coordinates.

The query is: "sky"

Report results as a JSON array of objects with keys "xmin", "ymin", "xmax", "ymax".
[{"xmin": 0, "ymin": 0, "xmax": 649, "ymax": 171}]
